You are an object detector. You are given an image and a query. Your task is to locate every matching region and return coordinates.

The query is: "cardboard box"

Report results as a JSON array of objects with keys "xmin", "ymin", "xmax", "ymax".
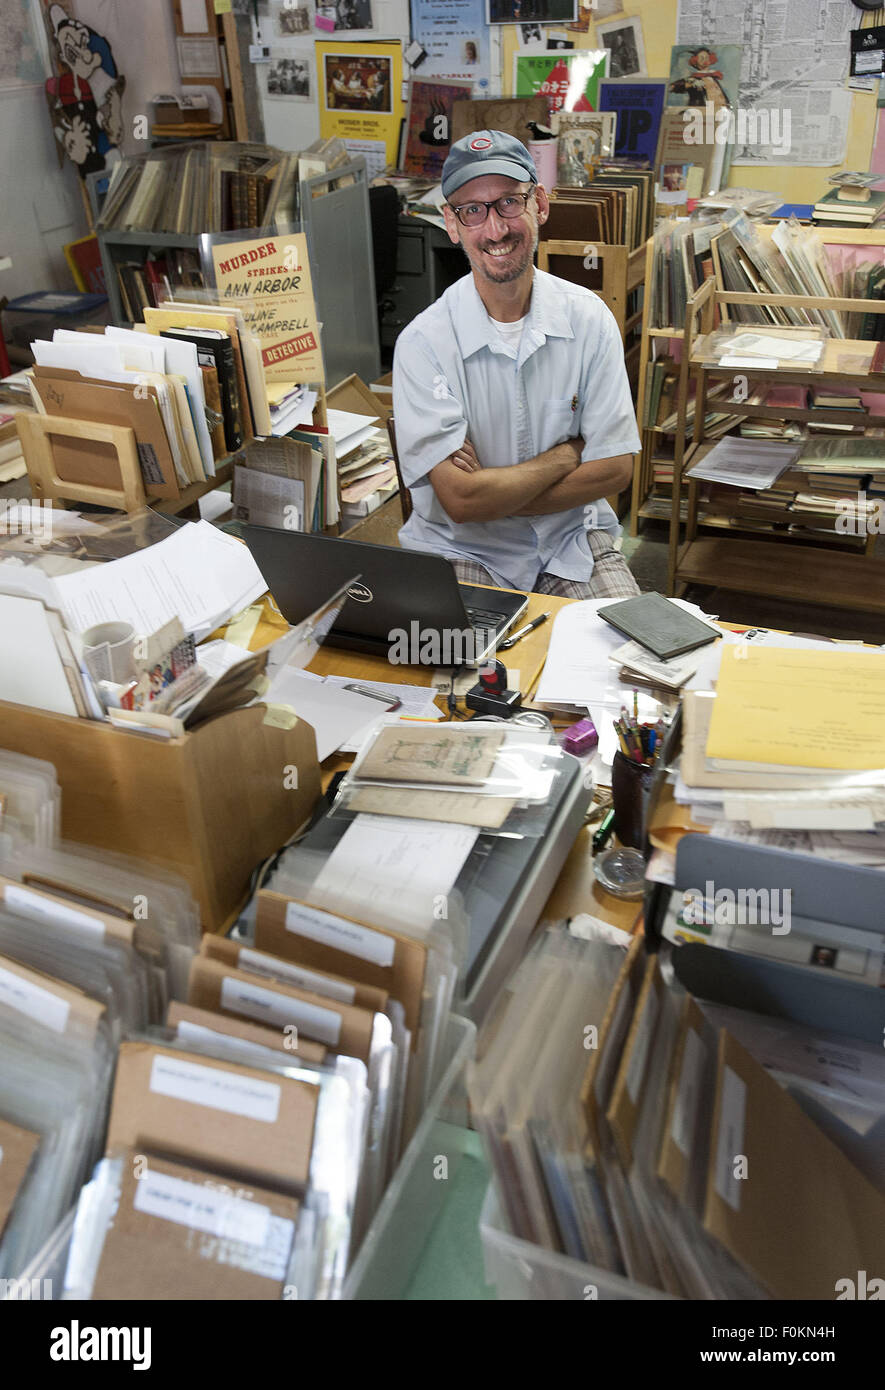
[
  {"xmin": 0, "ymin": 703, "xmax": 322, "ymax": 934},
  {"xmin": 106, "ymin": 1042, "xmax": 318, "ymax": 1196},
  {"xmin": 91, "ymin": 1149, "xmax": 300, "ymax": 1300}
]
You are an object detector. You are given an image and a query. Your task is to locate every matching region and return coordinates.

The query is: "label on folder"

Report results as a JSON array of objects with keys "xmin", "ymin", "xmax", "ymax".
[
  {"xmin": 671, "ymin": 1027, "xmax": 705, "ymax": 1156},
  {"xmin": 134, "ymin": 1168, "xmax": 272, "ymax": 1248},
  {"xmin": 221, "ymin": 976, "xmax": 342, "ymax": 1046},
  {"xmin": 3, "ymin": 884, "xmax": 105, "ymax": 940},
  {"xmin": 239, "ymin": 948, "xmax": 355, "ymax": 1004},
  {"xmin": 0, "ymin": 964, "xmax": 70, "ymax": 1034},
  {"xmin": 714, "ymin": 1066, "xmax": 746, "ymax": 1212},
  {"xmin": 285, "ymin": 901, "xmax": 395, "ymax": 968},
  {"xmin": 149, "ymin": 1054, "xmax": 281, "ymax": 1124}
]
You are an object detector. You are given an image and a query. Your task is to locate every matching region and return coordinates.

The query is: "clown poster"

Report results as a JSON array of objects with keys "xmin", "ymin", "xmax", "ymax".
[
  {"xmin": 513, "ymin": 49, "xmax": 607, "ymax": 120},
  {"xmin": 44, "ymin": 3, "xmax": 125, "ymax": 179},
  {"xmin": 666, "ymin": 45, "xmax": 741, "ymax": 113}
]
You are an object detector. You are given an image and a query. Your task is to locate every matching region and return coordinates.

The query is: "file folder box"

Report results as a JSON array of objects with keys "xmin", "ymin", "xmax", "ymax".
[
  {"xmin": 344, "ymin": 1014, "xmax": 476, "ymax": 1300},
  {"xmin": 653, "ymin": 835, "xmax": 885, "ymax": 1045},
  {"xmin": 10, "ymin": 1015, "xmax": 476, "ymax": 1300},
  {"xmin": 0, "ymin": 701, "xmax": 322, "ymax": 935},
  {"xmin": 479, "ymin": 1186, "xmax": 672, "ymax": 1301}
]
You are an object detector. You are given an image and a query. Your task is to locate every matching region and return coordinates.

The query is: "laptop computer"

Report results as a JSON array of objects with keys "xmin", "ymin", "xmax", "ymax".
[{"xmin": 242, "ymin": 527, "xmax": 528, "ymax": 665}]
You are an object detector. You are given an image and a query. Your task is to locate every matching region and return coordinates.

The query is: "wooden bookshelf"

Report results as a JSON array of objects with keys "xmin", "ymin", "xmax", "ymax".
[
  {"xmin": 631, "ymin": 223, "xmax": 885, "ymax": 537},
  {"xmin": 536, "ymin": 239, "xmax": 646, "ymax": 389},
  {"xmin": 666, "ymin": 277, "xmax": 885, "ymax": 614}
]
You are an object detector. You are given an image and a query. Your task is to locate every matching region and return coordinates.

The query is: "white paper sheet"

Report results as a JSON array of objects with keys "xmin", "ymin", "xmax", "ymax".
[
  {"xmin": 55, "ymin": 521, "xmax": 267, "ymax": 640},
  {"xmin": 0, "ymin": 594, "xmax": 78, "ymax": 716},
  {"xmin": 309, "ymin": 814, "xmax": 478, "ymax": 931},
  {"xmin": 261, "ymin": 669, "xmax": 386, "ymax": 760}
]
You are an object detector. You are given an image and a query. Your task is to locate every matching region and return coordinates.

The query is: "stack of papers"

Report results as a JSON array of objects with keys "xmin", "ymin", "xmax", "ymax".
[
  {"xmin": 49, "ymin": 520, "xmax": 267, "ymax": 642},
  {"xmin": 686, "ymin": 437, "xmax": 801, "ymax": 490},
  {"xmin": 534, "ymin": 598, "xmax": 708, "ymax": 776},
  {"xmin": 676, "ymin": 635, "xmax": 885, "ymax": 843},
  {"xmin": 326, "ymin": 408, "xmax": 379, "ymax": 459}
]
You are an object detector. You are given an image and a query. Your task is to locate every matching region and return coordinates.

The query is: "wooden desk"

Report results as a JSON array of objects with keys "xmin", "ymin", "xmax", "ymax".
[
  {"xmin": 306, "ymin": 585, "xmax": 639, "ymax": 933},
  {"xmin": 307, "ymin": 587, "xmax": 572, "ymax": 705}
]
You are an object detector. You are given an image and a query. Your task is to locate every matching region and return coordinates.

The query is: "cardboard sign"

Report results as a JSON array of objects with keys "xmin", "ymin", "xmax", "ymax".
[{"xmin": 211, "ymin": 233, "xmax": 324, "ymax": 384}]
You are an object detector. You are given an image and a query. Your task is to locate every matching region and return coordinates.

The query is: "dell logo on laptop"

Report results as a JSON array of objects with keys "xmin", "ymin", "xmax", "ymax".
[{"xmin": 347, "ymin": 581, "xmax": 373, "ymax": 603}]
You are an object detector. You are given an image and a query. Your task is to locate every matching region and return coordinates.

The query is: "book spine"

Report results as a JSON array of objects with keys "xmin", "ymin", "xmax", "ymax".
[{"xmin": 216, "ymin": 339, "xmax": 243, "ymax": 452}]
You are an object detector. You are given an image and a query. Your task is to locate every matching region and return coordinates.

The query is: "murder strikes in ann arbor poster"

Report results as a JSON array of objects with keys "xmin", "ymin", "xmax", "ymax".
[{"xmin": 212, "ymin": 233, "xmax": 324, "ymax": 383}]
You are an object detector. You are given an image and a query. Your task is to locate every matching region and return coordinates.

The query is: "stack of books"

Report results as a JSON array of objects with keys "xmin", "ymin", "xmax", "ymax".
[{"xmin": 813, "ymin": 185, "xmax": 885, "ymax": 227}]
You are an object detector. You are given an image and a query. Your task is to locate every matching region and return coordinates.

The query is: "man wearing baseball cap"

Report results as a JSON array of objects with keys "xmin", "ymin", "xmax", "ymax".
[{"xmin": 391, "ymin": 129, "xmax": 640, "ymax": 598}]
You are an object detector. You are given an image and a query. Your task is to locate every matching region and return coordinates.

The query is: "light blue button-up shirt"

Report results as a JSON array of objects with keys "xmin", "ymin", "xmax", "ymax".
[{"xmin": 392, "ymin": 268, "xmax": 641, "ymax": 592}]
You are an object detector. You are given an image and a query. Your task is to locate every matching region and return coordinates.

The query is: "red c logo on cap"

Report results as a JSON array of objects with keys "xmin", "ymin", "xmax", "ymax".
[{"xmin": 469, "ymin": 136, "xmax": 492, "ymax": 150}]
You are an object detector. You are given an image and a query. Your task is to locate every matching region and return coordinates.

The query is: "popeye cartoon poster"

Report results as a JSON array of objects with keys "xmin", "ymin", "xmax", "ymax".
[{"xmin": 44, "ymin": 3, "xmax": 125, "ymax": 178}]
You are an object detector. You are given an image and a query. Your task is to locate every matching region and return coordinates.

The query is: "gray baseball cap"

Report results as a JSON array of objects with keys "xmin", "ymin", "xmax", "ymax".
[{"xmin": 441, "ymin": 130, "xmax": 538, "ymax": 200}]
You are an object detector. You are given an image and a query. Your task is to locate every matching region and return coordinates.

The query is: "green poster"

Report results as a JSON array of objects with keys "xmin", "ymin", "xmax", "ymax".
[{"xmin": 513, "ymin": 51, "xmax": 608, "ymax": 118}]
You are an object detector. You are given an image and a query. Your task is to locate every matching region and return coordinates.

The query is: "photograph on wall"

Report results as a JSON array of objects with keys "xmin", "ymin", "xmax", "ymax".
[
  {"xmin": 598, "ymin": 78, "xmax": 666, "ymax": 164},
  {"xmin": 596, "ymin": 17, "xmax": 646, "ymax": 80},
  {"xmin": 513, "ymin": 49, "xmax": 607, "ymax": 118},
  {"xmin": 402, "ymin": 77, "xmax": 472, "ymax": 178},
  {"xmin": 324, "ymin": 52, "xmax": 391, "ymax": 110},
  {"xmin": 487, "ymin": 0, "xmax": 575, "ymax": 23},
  {"xmin": 316, "ymin": 0, "xmax": 373, "ymax": 29},
  {"xmin": 667, "ymin": 44, "xmax": 741, "ymax": 112},
  {"xmin": 517, "ymin": 22, "xmax": 544, "ymax": 48},
  {"xmin": 265, "ymin": 53, "xmax": 311, "ymax": 100},
  {"xmin": 410, "ymin": 0, "xmax": 493, "ymax": 90},
  {"xmin": 274, "ymin": 2, "xmax": 313, "ymax": 35},
  {"xmin": 317, "ymin": 40, "xmax": 404, "ymax": 167}
]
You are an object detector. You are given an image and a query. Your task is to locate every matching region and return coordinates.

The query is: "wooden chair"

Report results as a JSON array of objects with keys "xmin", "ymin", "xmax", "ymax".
[{"xmin": 387, "ymin": 416, "xmax": 412, "ymax": 522}]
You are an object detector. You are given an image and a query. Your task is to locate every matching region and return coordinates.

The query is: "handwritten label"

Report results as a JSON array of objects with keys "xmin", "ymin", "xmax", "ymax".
[
  {"xmin": 149, "ymin": 1054, "xmax": 281, "ymax": 1123},
  {"xmin": 671, "ymin": 1027, "xmax": 704, "ymax": 1156},
  {"xmin": 284, "ymin": 900, "xmax": 394, "ymax": 967},
  {"xmin": 4, "ymin": 884, "xmax": 104, "ymax": 940},
  {"xmin": 239, "ymin": 947, "xmax": 355, "ymax": 1004},
  {"xmin": 221, "ymin": 976, "xmax": 342, "ymax": 1046}
]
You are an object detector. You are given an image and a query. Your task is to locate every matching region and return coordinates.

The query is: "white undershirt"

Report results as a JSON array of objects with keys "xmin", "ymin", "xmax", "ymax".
[{"xmin": 489, "ymin": 313, "xmax": 527, "ymax": 354}]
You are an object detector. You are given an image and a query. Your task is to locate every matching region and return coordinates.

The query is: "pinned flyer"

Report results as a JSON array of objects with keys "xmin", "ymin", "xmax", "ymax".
[{"xmin": 210, "ymin": 232, "xmax": 324, "ymax": 384}]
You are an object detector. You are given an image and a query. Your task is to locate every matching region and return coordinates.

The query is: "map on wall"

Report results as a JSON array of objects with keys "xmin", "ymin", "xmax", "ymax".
[{"xmin": 0, "ymin": 2, "xmax": 47, "ymax": 88}]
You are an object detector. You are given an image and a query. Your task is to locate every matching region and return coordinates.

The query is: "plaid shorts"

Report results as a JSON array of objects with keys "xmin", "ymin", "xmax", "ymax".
[{"xmin": 450, "ymin": 530, "xmax": 639, "ymax": 599}]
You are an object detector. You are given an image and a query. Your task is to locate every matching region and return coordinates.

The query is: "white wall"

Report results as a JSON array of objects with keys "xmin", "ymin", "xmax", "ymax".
[
  {"xmin": 0, "ymin": 0, "xmax": 180, "ymax": 304},
  {"xmin": 0, "ymin": 82, "xmax": 86, "ymax": 302},
  {"xmin": 254, "ymin": 0, "xmax": 410, "ymax": 153}
]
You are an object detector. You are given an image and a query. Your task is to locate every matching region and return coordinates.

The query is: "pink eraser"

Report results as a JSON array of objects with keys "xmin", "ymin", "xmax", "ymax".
[{"xmin": 563, "ymin": 717, "xmax": 598, "ymax": 755}]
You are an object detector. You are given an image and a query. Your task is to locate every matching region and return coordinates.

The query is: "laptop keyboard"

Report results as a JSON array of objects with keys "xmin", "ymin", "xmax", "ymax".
[{"xmin": 466, "ymin": 605, "xmax": 509, "ymax": 638}]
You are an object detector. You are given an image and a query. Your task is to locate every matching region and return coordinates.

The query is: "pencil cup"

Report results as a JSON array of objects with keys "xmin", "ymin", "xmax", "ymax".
[
  {"xmin": 81, "ymin": 621, "xmax": 137, "ymax": 686},
  {"xmin": 610, "ymin": 750, "xmax": 653, "ymax": 850}
]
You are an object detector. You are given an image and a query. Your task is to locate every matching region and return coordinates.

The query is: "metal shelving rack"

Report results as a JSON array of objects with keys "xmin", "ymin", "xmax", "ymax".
[{"xmin": 98, "ymin": 158, "xmax": 380, "ymax": 389}]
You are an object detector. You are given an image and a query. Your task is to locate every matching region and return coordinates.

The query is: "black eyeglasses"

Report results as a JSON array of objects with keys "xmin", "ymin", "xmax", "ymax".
[{"xmin": 448, "ymin": 191, "xmax": 534, "ymax": 228}]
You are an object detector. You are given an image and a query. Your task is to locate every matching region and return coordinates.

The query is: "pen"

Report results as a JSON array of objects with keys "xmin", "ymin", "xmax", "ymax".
[{"xmin": 498, "ymin": 612, "xmax": 552, "ymax": 650}]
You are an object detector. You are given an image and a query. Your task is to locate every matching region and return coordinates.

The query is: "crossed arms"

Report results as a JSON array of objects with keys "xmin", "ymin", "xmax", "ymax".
[{"xmin": 428, "ymin": 437, "xmax": 633, "ymax": 524}]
